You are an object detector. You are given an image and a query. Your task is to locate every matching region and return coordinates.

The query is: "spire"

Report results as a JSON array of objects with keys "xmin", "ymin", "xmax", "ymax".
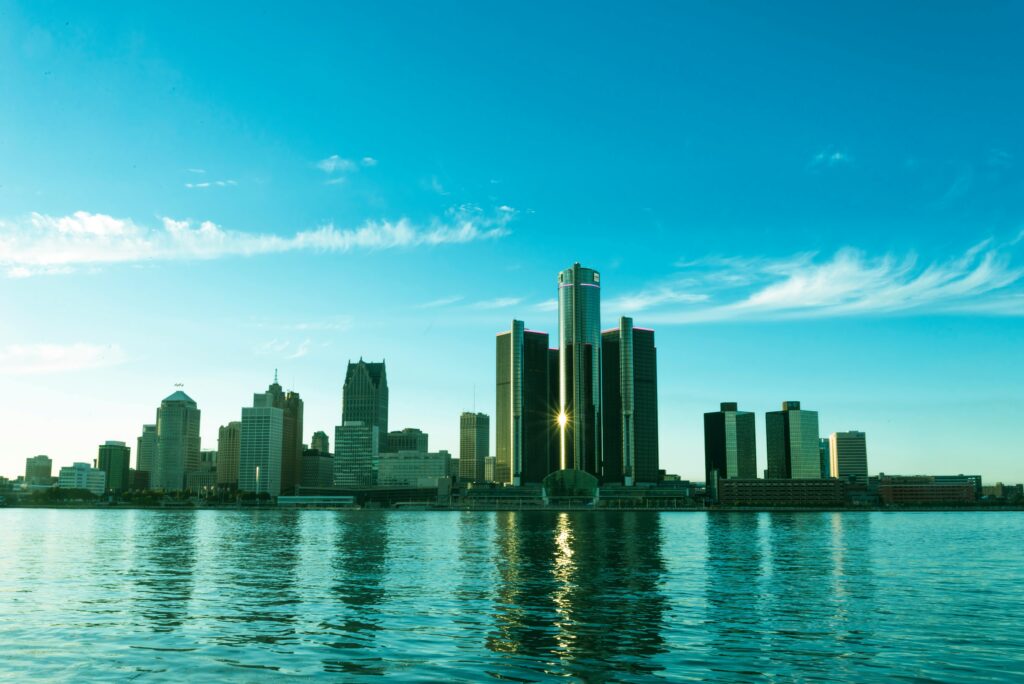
[{"xmin": 274, "ymin": 368, "xmax": 278, "ymax": 384}]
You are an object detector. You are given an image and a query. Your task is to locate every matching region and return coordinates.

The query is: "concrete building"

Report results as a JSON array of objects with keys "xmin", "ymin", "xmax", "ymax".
[
  {"xmin": 829, "ymin": 431, "xmax": 868, "ymax": 481},
  {"xmin": 495, "ymin": 320, "xmax": 558, "ymax": 486},
  {"xmin": 459, "ymin": 412, "xmax": 490, "ymax": 483},
  {"xmin": 704, "ymin": 402, "xmax": 757, "ymax": 499},
  {"xmin": 602, "ymin": 317, "xmax": 659, "ymax": 485},
  {"xmin": 342, "ymin": 360, "xmax": 388, "ymax": 438},
  {"xmin": 239, "ymin": 389, "xmax": 284, "ymax": 496},
  {"xmin": 379, "ymin": 450, "xmax": 453, "ymax": 487},
  {"xmin": 766, "ymin": 401, "xmax": 820, "ymax": 480},
  {"xmin": 310, "ymin": 430, "xmax": 330, "ymax": 456},
  {"xmin": 334, "ymin": 421, "xmax": 379, "ymax": 487},
  {"xmin": 216, "ymin": 422, "xmax": 241, "ymax": 488},
  {"xmin": 58, "ymin": 462, "xmax": 107, "ymax": 497},
  {"xmin": 136, "ymin": 424, "xmax": 157, "ymax": 477},
  {"xmin": 152, "ymin": 391, "xmax": 201, "ymax": 491},
  {"xmin": 25, "ymin": 455, "xmax": 52, "ymax": 486},
  {"xmin": 186, "ymin": 469, "xmax": 218, "ymax": 494},
  {"xmin": 97, "ymin": 441, "xmax": 131, "ymax": 493},
  {"xmin": 385, "ymin": 427, "xmax": 428, "ymax": 454},
  {"xmin": 558, "ymin": 263, "xmax": 603, "ymax": 476}
]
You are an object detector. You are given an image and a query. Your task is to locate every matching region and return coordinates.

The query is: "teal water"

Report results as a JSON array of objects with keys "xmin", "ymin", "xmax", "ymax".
[{"xmin": 1, "ymin": 510, "xmax": 1022, "ymax": 682}]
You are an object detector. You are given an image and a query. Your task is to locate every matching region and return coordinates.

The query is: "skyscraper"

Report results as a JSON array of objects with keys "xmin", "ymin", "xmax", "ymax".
[
  {"xmin": 25, "ymin": 455, "xmax": 52, "ymax": 486},
  {"xmin": 558, "ymin": 263, "xmax": 602, "ymax": 476},
  {"xmin": 459, "ymin": 412, "xmax": 490, "ymax": 483},
  {"xmin": 819, "ymin": 438, "xmax": 832, "ymax": 478},
  {"xmin": 216, "ymin": 421, "xmax": 242, "ymax": 488},
  {"xmin": 310, "ymin": 430, "xmax": 330, "ymax": 455},
  {"xmin": 704, "ymin": 402, "xmax": 757, "ymax": 492},
  {"xmin": 136, "ymin": 424, "xmax": 156, "ymax": 476},
  {"xmin": 602, "ymin": 317, "xmax": 659, "ymax": 485},
  {"xmin": 766, "ymin": 401, "xmax": 820, "ymax": 479},
  {"xmin": 829, "ymin": 431, "xmax": 868, "ymax": 481},
  {"xmin": 239, "ymin": 389, "xmax": 284, "ymax": 496},
  {"xmin": 342, "ymin": 360, "xmax": 388, "ymax": 441},
  {"xmin": 260, "ymin": 375, "xmax": 304, "ymax": 495},
  {"xmin": 334, "ymin": 421, "xmax": 379, "ymax": 487},
  {"xmin": 152, "ymin": 391, "xmax": 201, "ymax": 491},
  {"xmin": 496, "ymin": 320, "xmax": 558, "ymax": 485},
  {"xmin": 384, "ymin": 428, "xmax": 428, "ymax": 454},
  {"xmin": 97, "ymin": 441, "xmax": 131, "ymax": 493}
]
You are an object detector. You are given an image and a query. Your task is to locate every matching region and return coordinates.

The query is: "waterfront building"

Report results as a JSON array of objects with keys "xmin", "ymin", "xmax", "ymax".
[
  {"xmin": 136, "ymin": 424, "xmax": 157, "ymax": 477},
  {"xmin": 97, "ymin": 441, "xmax": 131, "ymax": 493},
  {"xmin": 484, "ymin": 456, "xmax": 496, "ymax": 482},
  {"xmin": 819, "ymin": 438, "xmax": 831, "ymax": 478},
  {"xmin": 878, "ymin": 475, "xmax": 977, "ymax": 505},
  {"xmin": 200, "ymin": 449, "xmax": 217, "ymax": 470},
  {"xmin": 342, "ymin": 359, "xmax": 388, "ymax": 438},
  {"xmin": 152, "ymin": 391, "xmax": 201, "ymax": 491},
  {"xmin": 260, "ymin": 375, "xmax": 304, "ymax": 496},
  {"xmin": 185, "ymin": 469, "xmax": 217, "ymax": 494},
  {"xmin": 558, "ymin": 263, "xmax": 603, "ymax": 477},
  {"xmin": 310, "ymin": 430, "xmax": 330, "ymax": 455},
  {"xmin": 495, "ymin": 320, "xmax": 558, "ymax": 485},
  {"xmin": 766, "ymin": 401, "xmax": 820, "ymax": 479},
  {"xmin": 335, "ymin": 421, "xmax": 380, "ymax": 487},
  {"xmin": 459, "ymin": 412, "xmax": 490, "ymax": 483},
  {"xmin": 57, "ymin": 462, "xmax": 107, "ymax": 497},
  {"xmin": 216, "ymin": 422, "xmax": 241, "ymax": 487},
  {"xmin": 378, "ymin": 450, "xmax": 453, "ymax": 487},
  {"xmin": 25, "ymin": 455, "xmax": 52, "ymax": 486},
  {"xmin": 717, "ymin": 478, "xmax": 847, "ymax": 507},
  {"xmin": 239, "ymin": 389, "xmax": 284, "ymax": 496},
  {"xmin": 300, "ymin": 448, "xmax": 334, "ymax": 488},
  {"xmin": 829, "ymin": 431, "xmax": 868, "ymax": 481},
  {"xmin": 703, "ymin": 402, "xmax": 757, "ymax": 498},
  {"xmin": 602, "ymin": 317, "xmax": 659, "ymax": 485},
  {"xmin": 385, "ymin": 427, "xmax": 428, "ymax": 454}
]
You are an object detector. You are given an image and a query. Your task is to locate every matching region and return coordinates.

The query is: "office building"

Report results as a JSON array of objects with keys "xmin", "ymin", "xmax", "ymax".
[
  {"xmin": 717, "ymin": 478, "xmax": 847, "ymax": 507},
  {"xmin": 25, "ymin": 455, "xmax": 52, "ymax": 486},
  {"xmin": 704, "ymin": 402, "xmax": 757, "ymax": 497},
  {"xmin": 602, "ymin": 317, "xmax": 659, "ymax": 485},
  {"xmin": 766, "ymin": 401, "xmax": 820, "ymax": 479},
  {"xmin": 58, "ymin": 462, "xmax": 107, "ymax": 497},
  {"xmin": 459, "ymin": 412, "xmax": 490, "ymax": 483},
  {"xmin": 216, "ymin": 422, "xmax": 241, "ymax": 487},
  {"xmin": 558, "ymin": 263, "xmax": 603, "ymax": 477},
  {"xmin": 829, "ymin": 431, "xmax": 868, "ymax": 481},
  {"xmin": 878, "ymin": 475, "xmax": 977, "ymax": 505},
  {"xmin": 152, "ymin": 391, "xmax": 201, "ymax": 491},
  {"xmin": 260, "ymin": 374, "xmax": 304, "ymax": 495},
  {"xmin": 136, "ymin": 424, "xmax": 157, "ymax": 476},
  {"xmin": 97, "ymin": 441, "xmax": 131, "ymax": 493},
  {"xmin": 239, "ymin": 388, "xmax": 284, "ymax": 496},
  {"xmin": 819, "ymin": 438, "xmax": 831, "ymax": 479},
  {"xmin": 342, "ymin": 359, "xmax": 388, "ymax": 437},
  {"xmin": 334, "ymin": 421, "xmax": 379, "ymax": 487},
  {"xmin": 379, "ymin": 450, "xmax": 453, "ymax": 488},
  {"xmin": 186, "ymin": 469, "xmax": 217, "ymax": 494},
  {"xmin": 484, "ymin": 456, "xmax": 496, "ymax": 483},
  {"xmin": 385, "ymin": 428, "xmax": 428, "ymax": 454},
  {"xmin": 496, "ymin": 320, "xmax": 559, "ymax": 485},
  {"xmin": 300, "ymin": 448, "xmax": 334, "ymax": 488},
  {"xmin": 310, "ymin": 430, "xmax": 330, "ymax": 455}
]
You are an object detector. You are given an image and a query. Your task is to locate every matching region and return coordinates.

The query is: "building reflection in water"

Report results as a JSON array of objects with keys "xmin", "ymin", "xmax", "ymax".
[
  {"xmin": 488, "ymin": 511, "xmax": 668, "ymax": 679},
  {"xmin": 322, "ymin": 510, "xmax": 389, "ymax": 676},
  {"xmin": 131, "ymin": 510, "xmax": 197, "ymax": 634}
]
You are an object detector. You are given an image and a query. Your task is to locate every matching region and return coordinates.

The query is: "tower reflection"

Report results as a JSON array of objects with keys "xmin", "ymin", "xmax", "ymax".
[{"xmin": 131, "ymin": 510, "xmax": 197, "ymax": 633}]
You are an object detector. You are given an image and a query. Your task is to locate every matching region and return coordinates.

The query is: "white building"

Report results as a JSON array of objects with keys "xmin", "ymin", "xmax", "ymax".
[
  {"xmin": 58, "ymin": 462, "xmax": 106, "ymax": 497},
  {"xmin": 379, "ymin": 450, "xmax": 452, "ymax": 488},
  {"xmin": 239, "ymin": 391, "xmax": 284, "ymax": 496},
  {"xmin": 829, "ymin": 431, "xmax": 868, "ymax": 481}
]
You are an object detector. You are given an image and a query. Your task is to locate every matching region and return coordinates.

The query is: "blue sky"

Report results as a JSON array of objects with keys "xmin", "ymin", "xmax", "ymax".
[{"xmin": 1, "ymin": 1, "xmax": 1022, "ymax": 482}]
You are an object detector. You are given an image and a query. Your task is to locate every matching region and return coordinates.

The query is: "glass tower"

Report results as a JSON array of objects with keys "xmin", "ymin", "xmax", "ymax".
[
  {"xmin": 558, "ymin": 263, "xmax": 602, "ymax": 476},
  {"xmin": 766, "ymin": 401, "xmax": 820, "ymax": 479}
]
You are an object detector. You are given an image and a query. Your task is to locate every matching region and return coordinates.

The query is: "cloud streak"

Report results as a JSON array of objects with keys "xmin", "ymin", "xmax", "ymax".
[
  {"xmin": 0, "ymin": 205, "xmax": 515, "ymax": 276},
  {"xmin": 0, "ymin": 343, "xmax": 126, "ymax": 375}
]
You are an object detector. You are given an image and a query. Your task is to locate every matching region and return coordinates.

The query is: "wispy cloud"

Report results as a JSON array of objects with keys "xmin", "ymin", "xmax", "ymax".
[
  {"xmin": 288, "ymin": 339, "xmax": 312, "ymax": 359},
  {"xmin": 808, "ymin": 147, "xmax": 850, "ymax": 170},
  {"xmin": 471, "ymin": 297, "xmax": 522, "ymax": 309},
  {"xmin": 0, "ymin": 343, "xmax": 126, "ymax": 375},
  {"xmin": 429, "ymin": 176, "xmax": 450, "ymax": 196},
  {"xmin": 185, "ymin": 179, "xmax": 237, "ymax": 189},
  {"xmin": 419, "ymin": 295, "xmax": 464, "ymax": 309},
  {"xmin": 316, "ymin": 155, "xmax": 357, "ymax": 173},
  {"xmin": 186, "ymin": 168, "xmax": 206, "ymax": 174},
  {"xmin": 648, "ymin": 240, "xmax": 1024, "ymax": 323},
  {"xmin": 533, "ymin": 299, "xmax": 558, "ymax": 312},
  {"xmin": 361, "ymin": 157, "xmax": 378, "ymax": 167},
  {"xmin": 0, "ymin": 205, "xmax": 515, "ymax": 276},
  {"xmin": 605, "ymin": 288, "xmax": 708, "ymax": 313}
]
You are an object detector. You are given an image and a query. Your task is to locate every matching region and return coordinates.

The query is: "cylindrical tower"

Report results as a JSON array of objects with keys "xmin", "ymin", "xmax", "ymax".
[{"xmin": 557, "ymin": 263, "xmax": 602, "ymax": 475}]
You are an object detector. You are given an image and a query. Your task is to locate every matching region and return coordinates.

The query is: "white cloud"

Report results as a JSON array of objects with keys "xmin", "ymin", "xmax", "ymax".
[
  {"xmin": 324, "ymin": 177, "xmax": 347, "ymax": 186},
  {"xmin": 0, "ymin": 206, "xmax": 515, "ymax": 276},
  {"xmin": 471, "ymin": 297, "xmax": 522, "ymax": 309},
  {"xmin": 288, "ymin": 339, "xmax": 312, "ymax": 359},
  {"xmin": 429, "ymin": 176, "xmax": 450, "ymax": 196},
  {"xmin": 533, "ymin": 299, "xmax": 558, "ymax": 312},
  {"xmin": 317, "ymin": 155, "xmax": 357, "ymax": 173},
  {"xmin": 0, "ymin": 343, "xmax": 126, "ymax": 375},
  {"xmin": 605, "ymin": 288, "xmax": 708, "ymax": 313},
  {"xmin": 186, "ymin": 168, "xmax": 206, "ymax": 174},
  {"xmin": 648, "ymin": 241, "xmax": 1024, "ymax": 323},
  {"xmin": 419, "ymin": 295, "xmax": 464, "ymax": 309},
  {"xmin": 808, "ymin": 148, "xmax": 850, "ymax": 170},
  {"xmin": 361, "ymin": 157, "xmax": 378, "ymax": 167},
  {"xmin": 185, "ymin": 180, "xmax": 237, "ymax": 189}
]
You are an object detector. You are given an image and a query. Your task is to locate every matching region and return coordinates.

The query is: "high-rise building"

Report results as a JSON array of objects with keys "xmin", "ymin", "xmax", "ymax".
[
  {"xmin": 819, "ymin": 438, "xmax": 832, "ymax": 478},
  {"xmin": 25, "ymin": 455, "xmax": 52, "ymax": 486},
  {"xmin": 484, "ymin": 456, "xmax": 496, "ymax": 483},
  {"xmin": 152, "ymin": 391, "xmax": 201, "ymax": 491},
  {"xmin": 829, "ymin": 431, "xmax": 868, "ymax": 481},
  {"xmin": 495, "ymin": 320, "xmax": 558, "ymax": 485},
  {"xmin": 342, "ymin": 360, "xmax": 388, "ymax": 438},
  {"xmin": 216, "ymin": 422, "xmax": 241, "ymax": 487},
  {"xmin": 558, "ymin": 263, "xmax": 602, "ymax": 477},
  {"xmin": 459, "ymin": 412, "xmax": 490, "ymax": 483},
  {"xmin": 300, "ymin": 448, "xmax": 334, "ymax": 488},
  {"xmin": 136, "ymin": 424, "xmax": 157, "ymax": 476},
  {"xmin": 58, "ymin": 462, "xmax": 106, "ymax": 497},
  {"xmin": 239, "ymin": 390, "xmax": 284, "ymax": 496},
  {"xmin": 766, "ymin": 401, "xmax": 820, "ymax": 479},
  {"xmin": 334, "ymin": 421, "xmax": 379, "ymax": 487},
  {"xmin": 260, "ymin": 375, "xmax": 304, "ymax": 496},
  {"xmin": 704, "ymin": 402, "xmax": 757, "ymax": 494},
  {"xmin": 602, "ymin": 317, "xmax": 659, "ymax": 485},
  {"xmin": 97, "ymin": 441, "xmax": 132, "ymax": 493},
  {"xmin": 310, "ymin": 430, "xmax": 330, "ymax": 455},
  {"xmin": 384, "ymin": 428, "xmax": 428, "ymax": 454}
]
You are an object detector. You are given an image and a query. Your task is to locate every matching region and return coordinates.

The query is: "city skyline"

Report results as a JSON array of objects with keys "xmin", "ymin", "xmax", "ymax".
[{"xmin": 1, "ymin": 3, "xmax": 1023, "ymax": 482}]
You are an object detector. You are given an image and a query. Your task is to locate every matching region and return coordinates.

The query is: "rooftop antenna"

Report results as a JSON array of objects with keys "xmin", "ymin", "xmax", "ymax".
[
  {"xmin": 174, "ymin": 383, "xmax": 184, "ymax": 388},
  {"xmin": 274, "ymin": 368, "xmax": 278, "ymax": 384}
]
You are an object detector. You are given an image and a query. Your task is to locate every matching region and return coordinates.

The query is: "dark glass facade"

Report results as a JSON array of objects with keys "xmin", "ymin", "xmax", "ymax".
[{"xmin": 602, "ymin": 318, "xmax": 659, "ymax": 485}]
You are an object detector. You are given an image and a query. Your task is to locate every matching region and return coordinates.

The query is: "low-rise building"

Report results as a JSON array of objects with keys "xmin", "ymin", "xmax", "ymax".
[
  {"xmin": 878, "ymin": 475, "xmax": 979, "ymax": 505},
  {"xmin": 717, "ymin": 478, "xmax": 847, "ymax": 507},
  {"xmin": 300, "ymin": 448, "xmax": 334, "ymax": 488},
  {"xmin": 57, "ymin": 462, "xmax": 107, "ymax": 497},
  {"xmin": 379, "ymin": 450, "xmax": 452, "ymax": 488}
]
